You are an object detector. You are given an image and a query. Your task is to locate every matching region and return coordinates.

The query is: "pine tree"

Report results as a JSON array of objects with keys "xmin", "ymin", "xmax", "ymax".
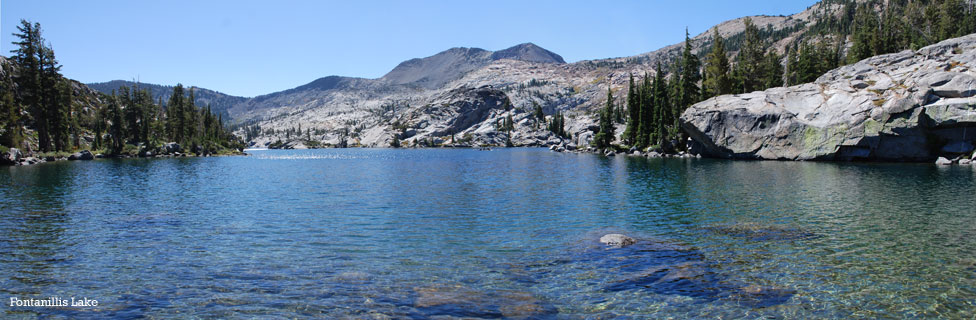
[
  {"xmin": 390, "ymin": 135, "xmax": 401, "ymax": 148},
  {"xmin": 938, "ymin": 0, "xmax": 965, "ymax": 41},
  {"xmin": 737, "ymin": 17, "xmax": 766, "ymax": 93},
  {"xmin": 138, "ymin": 88, "xmax": 154, "ymax": 143},
  {"xmin": 703, "ymin": 27, "xmax": 731, "ymax": 98},
  {"xmin": 848, "ymin": 3, "xmax": 879, "ymax": 63},
  {"xmin": 652, "ymin": 64, "xmax": 669, "ymax": 144},
  {"xmin": 762, "ymin": 51, "xmax": 784, "ymax": 89},
  {"xmin": 167, "ymin": 84, "xmax": 185, "ymax": 143},
  {"xmin": 532, "ymin": 101, "xmax": 544, "ymax": 128},
  {"xmin": 676, "ymin": 29, "xmax": 701, "ymax": 118},
  {"xmin": 10, "ymin": 20, "xmax": 43, "ymax": 150},
  {"xmin": 797, "ymin": 42, "xmax": 818, "ymax": 84},
  {"xmin": 548, "ymin": 111, "xmax": 566, "ymax": 138},
  {"xmin": 52, "ymin": 79, "xmax": 71, "ymax": 151},
  {"xmin": 186, "ymin": 88, "xmax": 197, "ymax": 144},
  {"xmin": 636, "ymin": 72, "xmax": 654, "ymax": 148},
  {"xmin": 624, "ymin": 74, "xmax": 639, "ymax": 145},
  {"xmin": 0, "ymin": 62, "xmax": 21, "ymax": 148},
  {"xmin": 108, "ymin": 94, "xmax": 125, "ymax": 154},
  {"xmin": 39, "ymin": 45, "xmax": 68, "ymax": 151},
  {"xmin": 593, "ymin": 86, "xmax": 615, "ymax": 149}
]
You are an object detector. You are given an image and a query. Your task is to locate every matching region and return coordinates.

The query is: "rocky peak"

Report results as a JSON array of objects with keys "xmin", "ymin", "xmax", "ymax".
[
  {"xmin": 490, "ymin": 43, "xmax": 565, "ymax": 64},
  {"xmin": 382, "ymin": 47, "xmax": 493, "ymax": 88}
]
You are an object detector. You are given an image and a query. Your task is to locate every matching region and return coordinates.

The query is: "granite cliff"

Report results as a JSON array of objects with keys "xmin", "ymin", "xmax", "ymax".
[{"xmin": 681, "ymin": 34, "xmax": 976, "ymax": 161}]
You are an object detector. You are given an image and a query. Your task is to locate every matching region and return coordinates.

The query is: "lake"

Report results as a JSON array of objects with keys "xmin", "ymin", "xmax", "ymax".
[{"xmin": 1, "ymin": 148, "xmax": 975, "ymax": 318}]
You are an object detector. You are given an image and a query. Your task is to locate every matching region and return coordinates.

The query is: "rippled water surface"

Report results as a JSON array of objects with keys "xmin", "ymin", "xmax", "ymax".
[{"xmin": 1, "ymin": 148, "xmax": 975, "ymax": 318}]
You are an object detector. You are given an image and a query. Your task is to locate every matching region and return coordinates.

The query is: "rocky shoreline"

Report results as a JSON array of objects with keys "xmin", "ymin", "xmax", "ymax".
[{"xmin": 1, "ymin": 142, "xmax": 245, "ymax": 167}]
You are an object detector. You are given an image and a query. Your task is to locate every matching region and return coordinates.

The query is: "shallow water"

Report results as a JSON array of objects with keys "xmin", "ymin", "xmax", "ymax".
[{"xmin": 1, "ymin": 148, "xmax": 974, "ymax": 318}]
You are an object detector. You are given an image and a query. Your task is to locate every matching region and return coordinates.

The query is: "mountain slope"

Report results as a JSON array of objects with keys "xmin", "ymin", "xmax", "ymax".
[
  {"xmin": 87, "ymin": 80, "xmax": 247, "ymax": 119},
  {"xmin": 490, "ymin": 43, "xmax": 565, "ymax": 64},
  {"xmin": 382, "ymin": 43, "xmax": 565, "ymax": 89}
]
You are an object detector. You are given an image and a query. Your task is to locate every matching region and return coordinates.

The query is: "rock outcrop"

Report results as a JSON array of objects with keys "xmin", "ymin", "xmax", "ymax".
[{"xmin": 681, "ymin": 34, "xmax": 976, "ymax": 161}]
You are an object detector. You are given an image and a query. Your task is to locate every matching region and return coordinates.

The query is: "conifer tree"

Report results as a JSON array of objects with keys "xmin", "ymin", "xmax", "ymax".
[
  {"xmin": 532, "ymin": 101, "xmax": 544, "ymax": 128},
  {"xmin": 167, "ymin": 84, "xmax": 185, "ymax": 143},
  {"xmin": 652, "ymin": 64, "xmax": 669, "ymax": 144},
  {"xmin": 0, "ymin": 65, "xmax": 20, "ymax": 147},
  {"xmin": 51, "ymin": 79, "xmax": 71, "ymax": 151},
  {"xmin": 186, "ymin": 88, "xmax": 197, "ymax": 144},
  {"xmin": 762, "ymin": 51, "xmax": 784, "ymax": 89},
  {"xmin": 938, "ymin": 0, "xmax": 964, "ymax": 41},
  {"xmin": 848, "ymin": 3, "xmax": 879, "ymax": 63},
  {"xmin": 703, "ymin": 27, "xmax": 731, "ymax": 98},
  {"xmin": 40, "ymin": 46, "xmax": 69, "ymax": 151},
  {"xmin": 737, "ymin": 17, "xmax": 766, "ymax": 93},
  {"xmin": 108, "ymin": 94, "xmax": 125, "ymax": 154},
  {"xmin": 785, "ymin": 44, "xmax": 799, "ymax": 86},
  {"xmin": 636, "ymin": 72, "xmax": 653, "ymax": 148},
  {"xmin": 676, "ymin": 29, "xmax": 701, "ymax": 118},
  {"xmin": 593, "ymin": 86, "xmax": 615, "ymax": 149},
  {"xmin": 624, "ymin": 74, "xmax": 639, "ymax": 145},
  {"xmin": 10, "ymin": 20, "xmax": 43, "ymax": 149}
]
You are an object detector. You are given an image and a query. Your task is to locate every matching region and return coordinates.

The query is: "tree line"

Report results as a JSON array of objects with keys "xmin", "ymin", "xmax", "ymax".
[{"xmin": 1, "ymin": 20, "xmax": 242, "ymax": 155}]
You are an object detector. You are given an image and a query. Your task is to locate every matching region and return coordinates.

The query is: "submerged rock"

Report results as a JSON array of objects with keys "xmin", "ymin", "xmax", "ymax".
[
  {"xmin": 501, "ymin": 232, "xmax": 797, "ymax": 309},
  {"xmin": 411, "ymin": 285, "xmax": 555, "ymax": 319},
  {"xmin": 599, "ymin": 234, "xmax": 637, "ymax": 248},
  {"xmin": 729, "ymin": 284, "xmax": 797, "ymax": 308},
  {"xmin": 334, "ymin": 271, "xmax": 370, "ymax": 284},
  {"xmin": 705, "ymin": 223, "xmax": 817, "ymax": 241},
  {"xmin": 604, "ymin": 261, "xmax": 721, "ymax": 299}
]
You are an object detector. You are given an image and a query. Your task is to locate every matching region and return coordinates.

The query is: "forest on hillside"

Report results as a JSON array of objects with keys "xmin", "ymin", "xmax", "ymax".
[{"xmin": 0, "ymin": 20, "xmax": 244, "ymax": 158}]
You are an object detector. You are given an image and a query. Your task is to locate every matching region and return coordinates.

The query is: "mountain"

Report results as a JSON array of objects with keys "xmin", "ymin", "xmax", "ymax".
[
  {"xmin": 87, "ymin": 80, "xmax": 247, "ymax": 119},
  {"xmin": 382, "ymin": 43, "xmax": 564, "ymax": 89},
  {"xmin": 224, "ymin": 43, "xmax": 568, "ymax": 125},
  {"xmin": 227, "ymin": 1, "xmax": 861, "ymax": 149},
  {"xmin": 217, "ymin": 0, "xmax": 974, "ymax": 153},
  {"xmin": 490, "ymin": 43, "xmax": 566, "ymax": 64},
  {"xmin": 382, "ymin": 47, "xmax": 492, "ymax": 89}
]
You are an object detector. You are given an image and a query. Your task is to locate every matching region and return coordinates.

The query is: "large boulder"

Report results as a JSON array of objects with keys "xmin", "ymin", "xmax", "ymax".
[
  {"xmin": 68, "ymin": 150, "xmax": 94, "ymax": 161},
  {"xmin": 681, "ymin": 34, "xmax": 976, "ymax": 161},
  {"xmin": 1, "ymin": 148, "xmax": 21, "ymax": 165},
  {"xmin": 162, "ymin": 142, "xmax": 181, "ymax": 154}
]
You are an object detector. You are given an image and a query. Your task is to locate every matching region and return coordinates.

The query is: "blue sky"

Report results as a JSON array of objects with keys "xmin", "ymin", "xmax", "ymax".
[{"xmin": 2, "ymin": 0, "xmax": 817, "ymax": 97}]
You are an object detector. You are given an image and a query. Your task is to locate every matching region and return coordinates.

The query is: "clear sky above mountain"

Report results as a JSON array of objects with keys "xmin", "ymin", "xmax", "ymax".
[{"xmin": 2, "ymin": 0, "xmax": 818, "ymax": 97}]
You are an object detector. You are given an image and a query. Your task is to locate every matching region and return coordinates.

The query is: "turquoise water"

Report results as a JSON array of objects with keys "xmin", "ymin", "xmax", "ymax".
[{"xmin": 1, "ymin": 148, "xmax": 975, "ymax": 318}]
